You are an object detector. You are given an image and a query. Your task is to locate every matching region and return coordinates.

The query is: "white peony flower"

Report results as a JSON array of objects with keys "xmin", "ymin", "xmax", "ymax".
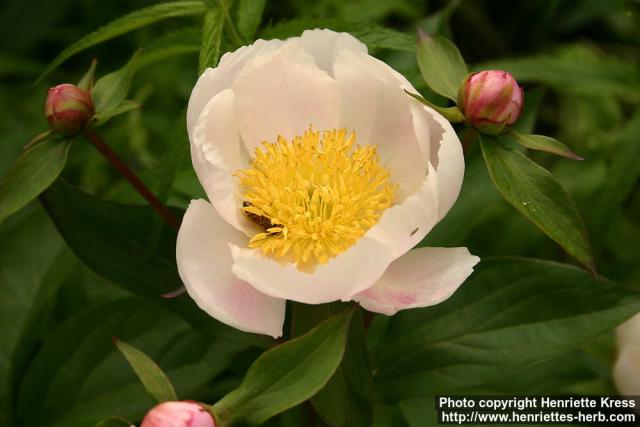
[
  {"xmin": 177, "ymin": 29, "xmax": 480, "ymax": 338},
  {"xmin": 614, "ymin": 313, "xmax": 640, "ymax": 396}
]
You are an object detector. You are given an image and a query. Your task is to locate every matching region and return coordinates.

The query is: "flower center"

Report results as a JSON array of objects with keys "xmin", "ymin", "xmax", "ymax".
[{"xmin": 236, "ymin": 127, "xmax": 396, "ymax": 271}]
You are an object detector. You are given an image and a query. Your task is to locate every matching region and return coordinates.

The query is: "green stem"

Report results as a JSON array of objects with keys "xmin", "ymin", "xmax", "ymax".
[{"xmin": 405, "ymin": 90, "xmax": 466, "ymax": 123}]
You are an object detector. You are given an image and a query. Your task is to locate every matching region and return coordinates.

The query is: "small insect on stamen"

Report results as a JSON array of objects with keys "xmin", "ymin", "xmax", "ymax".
[{"xmin": 242, "ymin": 201, "xmax": 273, "ymax": 230}]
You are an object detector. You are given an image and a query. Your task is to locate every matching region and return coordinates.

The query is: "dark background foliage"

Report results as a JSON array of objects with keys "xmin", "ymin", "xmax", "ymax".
[{"xmin": 1, "ymin": 1, "xmax": 639, "ymax": 426}]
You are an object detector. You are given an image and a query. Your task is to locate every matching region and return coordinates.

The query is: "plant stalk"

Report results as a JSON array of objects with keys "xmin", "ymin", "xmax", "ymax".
[{"xmin": 83, "ymin": 128, "xmax": 180, "ymax": 231}]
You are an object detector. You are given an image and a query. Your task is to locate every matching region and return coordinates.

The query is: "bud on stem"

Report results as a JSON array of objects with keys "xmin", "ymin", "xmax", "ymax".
[
  {"xmin": 141, "ymin": 401, "xmax": 216, "ymax": 427},
  {"xmin": 45, "ymin": 83, "xmax": 94, "ymax": 136},
  {"xmin": 458, "ymin": 70, "xmax": 523, "ymax": 135}
]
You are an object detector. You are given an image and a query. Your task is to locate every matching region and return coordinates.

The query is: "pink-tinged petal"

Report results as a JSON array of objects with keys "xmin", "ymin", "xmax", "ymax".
[
  {"xmin": 232, "ymin": 43, "xmax": 341, "ymax": 154},
  {"xmin": 187, "ymin": 39, "xmax": 285, "ymax": 138},
  {"xmin": 354, "ymin": 247, "xmax": 480, "ymax": 315},
  {"xmin": 333, "ymin": 49, "xmax": 427, "ymax": 200},
  {"xmin": 177, "ymin": 199, "xmax": 285, "ymax": 338},
  {"xmin": 290, "ymin": 28, "xmax": 368, "ymax": 75},
  {"xmin": 191, "ymin": 88, "xmax": 259, "ymax": 236},
  {"xmin": 229, "ymin": 235, "xmax": 395, "ymax": 305}
]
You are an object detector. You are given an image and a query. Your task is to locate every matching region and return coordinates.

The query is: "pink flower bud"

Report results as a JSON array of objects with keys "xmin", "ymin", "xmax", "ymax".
[
  {"xmin": 141, "ymin": 401, "xmax": 216, "ymax": 427},
  {"xmin": 458, "ymin": 70, "xmax": 524, "ymax": 135},
  {"xmin": 45, "ymin": 83, "xmax": 94, "ymax": 136}
]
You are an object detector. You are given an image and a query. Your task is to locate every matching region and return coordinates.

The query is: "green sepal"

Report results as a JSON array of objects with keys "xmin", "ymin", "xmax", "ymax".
[
  {"xmin": 405, "ymin": 90, "xmax": 465, "ymax": 123},
  {"xmin": 93, "ymin": 50, "xmax": 141, "ymax": 114}
]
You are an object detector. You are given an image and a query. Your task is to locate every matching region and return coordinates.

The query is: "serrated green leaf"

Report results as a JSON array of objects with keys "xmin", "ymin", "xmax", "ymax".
[
  {"xmin": 213, "ymin": 308, "xmax": 354, "ymax": 425},
  {"xmin": 416, "ymin": 31, "xmax": 468, "ymax": 101},
  {"xmin": 115, "ymin": 339, "xmax": 177, "ymax": 403},
  {"xmin": 93, "ymin": 51, "xmax": 140, "ymax": 114},
  {"xmin": 236, "ymin": 0, "xmax": 266, "ymax": 40},
  {"xmin": 199, "ymin": 6, "xmax": 225, "ymax": 74},
  {"xmin": 292, "ymin": 303, "xmax": 373, "ymax": 427},
  {"xmin": 374, "ymin": 258, "xmax": 640, "ymax": 401},
  {"xmin": 137, "ymin": 27, "xmax": 201, "ymax": 70},
  {"xmin": 0, "ymin": 136, "xmax": 70, "ymax": 225},
  {"xmin": 480, "ymin": 137, "xmax": 595, "ymax": 271},
  {"xmin": 507, "ymin": 130, "xmax": 583, "ymax": 160},
  {"xmin": 93, "ymin": 100, "xmax": 141, "ymax": 126},
  {"xmin": 35, "ymin": 1, "xmax": 206, "ymax": 84},
  {"xmin": 94, "ymin": 416, "xmax": 134, "ymax": 427}
]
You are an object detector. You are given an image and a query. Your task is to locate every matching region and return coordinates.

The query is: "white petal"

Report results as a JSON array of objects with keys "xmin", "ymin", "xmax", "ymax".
[
  {"xmin": 354, "ymin": 247, "xmax": 480, "ymax": 315},
  {"xmin": 232, "ymin": 43, "xmax": 341, "ymax": 153},
  {"xmin": 290, "ymin": 28, "xmax": 368, "ymax": 75},
  {"xmin": 390, "ymin": 69, "xmax": 465, "ymax": 219},
  {"xmin": 187, "ymin": 39, "xmax": 285, "ymax": 138},
  {"xmin": 422, "ymin": 104, "xmax": 465, "ymax": 219},
  {"xmin": 177, "ymin": 199, "xmax": 286, "ymax": 338},
  {"xmin": 614, "ymin": 346, "xmax": 640, "ymax": 396},
  {"xmin": 229, "ymin": 236, "xmax": 395, "ymax": 305},
  {"xmin": 366, "ymin": 163, "xmax": 440, "ymax": 259},
  {"xmin": 617, "ymin": 312, "xmax": 640, "ymax": 350},
  {"xmin": 333, "ymin": 49, "xmax": 427, "ymax": 199},
  {"xmin": 191, "ymin": 88, "xmax": 258, "ymax": 236}
]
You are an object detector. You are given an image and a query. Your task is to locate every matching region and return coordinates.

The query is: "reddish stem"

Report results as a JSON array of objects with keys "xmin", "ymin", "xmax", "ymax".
[
  {"xmin": 461, "ymin": 128, "xmax": 479, "ymax": 155},
  {"xmin": 83, "ymin": 129, "xmax": 180, "ymax": 231}
]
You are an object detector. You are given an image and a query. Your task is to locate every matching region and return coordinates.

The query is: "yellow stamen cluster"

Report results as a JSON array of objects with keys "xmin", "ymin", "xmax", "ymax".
[{"xmin": 236, "ymin": 127, "xmax": 396, "ymax": 271}]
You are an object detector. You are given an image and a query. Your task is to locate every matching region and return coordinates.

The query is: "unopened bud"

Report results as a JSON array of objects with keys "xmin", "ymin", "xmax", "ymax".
[
  {"xmin": 45, "ymin": 83, "xmax": 94, "ymax": 136},
  {"xmin": 141, "ymin": 401, "xmax": 216, "ymax": 427},
  {"xmin": 458, "ymin": 70, "xmax": 523, "ymax": 135}
]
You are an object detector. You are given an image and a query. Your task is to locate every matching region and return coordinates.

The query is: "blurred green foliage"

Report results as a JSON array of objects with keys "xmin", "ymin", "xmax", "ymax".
[{"xmin": 1, "ymin": 0, "xmax": 639, "ymax": 426}]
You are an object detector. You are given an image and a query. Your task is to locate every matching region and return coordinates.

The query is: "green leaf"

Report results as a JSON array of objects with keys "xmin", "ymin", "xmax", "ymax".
[
  {"xmin": 17, "ymin": 298, "xmax": 247, "ymax": 427},
  {"xmin": 480, "ymin": 137, "xmax": 595, "ymax": 271},
  {"xmin": 115, "ymin": 339, "xmax": 177, "ymax": 403},
  {"xmin": 0, "ymin": 206, "xmax": 69, "ymax": 427},
  {"xmin": 416, "ymin": 30, "xmax": 468, "ymax": 101},
  {"xmin": 94, "ymin": 417, "xmax": 134, "ymax": 427},
  {"xmin": 213, "ymin": 308, "xmax": 354, "ymax": 425},
  {"xmin": 292, "ymin": 304, "xmax": 373, "ymax": 427},
  {"xmin": 93, "ymin": 51, "xmax": 140, "ymax": 114},
  {"xmin": 373, "ymin": 258, "xmax": 640, "ymax": 402},
  {"xmin": 476, "ymin": 44, "xmax": 640, "ymax": 98},
  {"xmin": 93, "ymin": 100, "xmax": 141, "ymax": 126},
  {"xmin": 0, "ymin": 136, "xmax": 70, "ymax": 224},
  {"xmin": 507, "ymin": 131, "xmax": 583, "ymax": 160},
  {"xmin": 40, "ymin": 179, "xmax": 267, "ymax": 347},
  {"xmin": 35, "ymin": 1, "xmax": 206, "ymax": 84},
  {"xmin": 41, "ymin": 179, "xmax": 181, "ymax": 297},
  {"xmin": 199, "ymin": 7, "xmax": 225, "ymax": 74},
  {"xmin": 236, "ymin": 0, "xmax": 266, "ymax": 41}
]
